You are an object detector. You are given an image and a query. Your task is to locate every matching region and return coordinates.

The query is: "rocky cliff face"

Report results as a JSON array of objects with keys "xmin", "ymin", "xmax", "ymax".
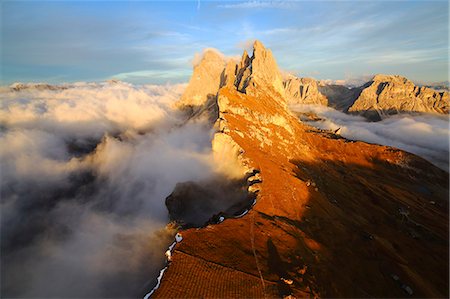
[
  {"xmin": 284, "ymin": 77, "xmax": 328, "ymax": 106},
  {"xmin": 240, "ymin": 40, "xmax": 286, "ymax": 100},
  {"xmin": 177, "ymin": 40, "xmax": 287, "ymax": 110},
  {"xmin": 348, "ymin": 74, "xmax": 448, "ymax": 120},
  {"xmin": 154, "ymin": 41, "xmax": 448, "ymax": 298},
  {"xmin": 175, "ymin": 49, "xmax": 226, "ymax": 120}
]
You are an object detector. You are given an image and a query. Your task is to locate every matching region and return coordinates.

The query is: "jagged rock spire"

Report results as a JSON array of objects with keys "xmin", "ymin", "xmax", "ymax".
[
  {"xmin": 221, "ymin": 61, "xmax": 238, "ymax": 88},
  {"xmin": 234, "ymin": 40, "xmax": 286, "ymax": 99},
  {"xmin": 176, "ymin": 49, "xmax": 226, "ymax": 109},
  {"xmin": 176, "ymin": 40, "xmax": 287, "ymax": 115}
]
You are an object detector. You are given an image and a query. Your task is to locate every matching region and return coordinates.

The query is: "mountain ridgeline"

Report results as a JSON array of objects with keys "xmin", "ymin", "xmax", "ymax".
[
  {"xmin": 347, "ymin": 74, "xmax": 448, "ymax": 120},
  {"xmin": 176, "ymin": 45, "xmax": 448, "ymax": 121},
  {"xmin": 153, "ymin": 41, "xmax": 449, "ymax": 298}
]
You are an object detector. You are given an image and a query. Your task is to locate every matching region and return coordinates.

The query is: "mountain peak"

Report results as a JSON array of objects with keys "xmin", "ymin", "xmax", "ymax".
[
  {"xmin": 349, "ymin": 73, "xmax": 448, "ymax": 119},
  {"xmin": 252, "ymin": 39, "xmax": 266, "ymax": 53},
  {"xmin": 284, "ymin": 77, "xmax": 328, "ymax": 106},
  {"xmin": 200, "ymin": 49, "xmax": 225, "ymax": 64},
  {"xmin": 235, "ymin": 40, "xmax": 286, "ymax": 99},
  {"xmin": 372, "ymin": 74, "xmax": 410, "ymax": 84},
  {"xmin": 239, "ymin": 50, "xmax": 251, "ymax": 69},
  {"xmin": 176, "ymin": 49, "xmax": 226, "ymax": 111},
  {"xmin": 177, "ymin": 40, "xmax": 286, "ymax": 112}
]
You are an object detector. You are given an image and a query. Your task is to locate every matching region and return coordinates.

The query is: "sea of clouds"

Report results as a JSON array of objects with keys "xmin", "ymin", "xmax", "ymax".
[
  {"xmin": 2, "ymin": 82, "xmax": 448, "ymax": 298},
  {"xmin": 0, "ymin": 82, "xmax": 220, "ymax": 298},
  {"xmin": 290, "ymin": 104, "xmax": 450, "ymax": 171}
]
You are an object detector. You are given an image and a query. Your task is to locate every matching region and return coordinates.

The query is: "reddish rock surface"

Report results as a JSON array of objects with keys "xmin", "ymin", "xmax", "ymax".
[{"xmin": 153, "ymin": 42, "xmax": 448, "ymax": 298}]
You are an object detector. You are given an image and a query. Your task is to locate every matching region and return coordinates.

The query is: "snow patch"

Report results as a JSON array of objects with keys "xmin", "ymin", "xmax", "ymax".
[
  {"xmin": 143, "ymin": 267, "xmax": 167, "ymax": 299},
  {"xmin": 175, "ymin": 233, "xmax": 183, "ymax": 243}
]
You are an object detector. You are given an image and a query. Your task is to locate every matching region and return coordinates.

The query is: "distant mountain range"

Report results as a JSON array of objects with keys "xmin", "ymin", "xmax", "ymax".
[
  {"xmin": 284, "ymin": 74, "xmax": 448, "ymax": 121},
  {"xmin": 7, "ymin": 74, "xmax": 447, "ymax": 124},
  {"xmin": 419, "ymin": 81, "xmax": 449, "ymax": 92}
]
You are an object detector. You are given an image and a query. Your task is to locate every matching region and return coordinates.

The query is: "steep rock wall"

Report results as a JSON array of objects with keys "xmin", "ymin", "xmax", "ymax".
[
  {"xmin": 284, "ymin": 77, "xmax": 328, "ymax": 106},
  {"xmin": 349, "ymin": 74, "xmax": 448, "ymax": 120}
]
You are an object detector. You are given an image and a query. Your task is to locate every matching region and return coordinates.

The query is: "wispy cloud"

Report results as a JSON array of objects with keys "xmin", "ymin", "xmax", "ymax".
[
  {"xmin": 218, "ymin": 0, "xmax": 295, "ymax": 9},
  {"xmin": 255, "ymin": 2, "xmax": 448, "ymax": 81},
  {"xmin": 364, "ymin": 48, "xmax": 447, "ymax": 64},
  {"xmin": 110, "ymin": 69, "xmax": 191, "ymax": 83},
  {"xmin": 1, "ymin": 0, "xmax": 447, "ymax": 84}
]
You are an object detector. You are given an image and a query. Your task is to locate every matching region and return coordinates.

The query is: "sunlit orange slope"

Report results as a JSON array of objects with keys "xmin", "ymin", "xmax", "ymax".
[{"xmin": 153, "ymin": 41, "xmax": 448, "ymax": 298}]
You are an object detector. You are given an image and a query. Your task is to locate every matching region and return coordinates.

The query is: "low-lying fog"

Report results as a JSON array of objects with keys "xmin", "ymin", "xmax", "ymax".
[
  {"xmin": 1, "ymin": 83, "xmax": 448, "ymax": 298},
  {"xmin": 290, "ymin": 104, "xmax": 449, "ymax": 171},
  {"xmin": 0, "ymin": 82, "xmax": 219, "ymax": 298}
]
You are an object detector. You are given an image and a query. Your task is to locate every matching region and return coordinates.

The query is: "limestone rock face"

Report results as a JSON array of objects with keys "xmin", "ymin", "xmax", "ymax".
[
  {"xmin": 176, "ymin": 49, "xmax": 226, "ymax": 109},
  {"xmin": 177, "ymin": 40, "xmax": 287, "ymax": 122},
  {"xmin": 220, "ymin": 61, "xmax": 238, "ymax": 89},
  {"xmin": 348, "ymin": 74, "xmax": 449, "ymax": 120},
  {"xmin": 284, "ymin": 77, "xmax": 328, "ymax": 106},
  {"xmin": 212, "ymin": 132, "xmax": 251, "ymax": 179},
  {"xmin": 178, "ymin": 40, "xmax": 286, "ymax": 109},
  {"xmin": 234, "ymin": 41, "xmax": 286, "ymax": 101},
  {"xmin": 248, "ymin": 41, "xmax": 285, "ymax": 97}
]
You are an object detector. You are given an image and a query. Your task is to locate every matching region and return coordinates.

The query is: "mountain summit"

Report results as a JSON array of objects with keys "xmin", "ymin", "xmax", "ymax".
[
  {"xmin": 284, "ymin": 76, "xmax": 328, "ymax": 106},
  {"xmin": 239, "ymin": 40, "xmax": 286, "ymax": 98},
  {"xmin": 154, "ymin": 41, "xmax": 448, "ymax": 298},
  {"xmin": 177, "ymin": 42, "xmax": 448, "ymax": 122},
  {"xmin": 177, "ymin": 40, "xmax": 287, "ymax": 111},
  {"xmin": 348, "ymin": 74, "xmax": 448, "ymax": 120},
  {"xmin": 176, "ymin": 49, "xmax": 226, "ymax": 111}
]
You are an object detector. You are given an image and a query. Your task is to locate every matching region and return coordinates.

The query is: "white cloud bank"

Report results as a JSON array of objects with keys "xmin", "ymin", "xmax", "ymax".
[
  {"xmin": 290, "ymin": 104, "xmax": 449, "ymax": 171},
  {"xmin": 0, "ymin": 82, "xmax": 219, "ymax": 297},
  {"xmin": 2, "ymin": 82, "xmax": 447, "ymax": 297}
]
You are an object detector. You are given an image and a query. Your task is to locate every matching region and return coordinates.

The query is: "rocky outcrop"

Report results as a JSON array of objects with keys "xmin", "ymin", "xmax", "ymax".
[
  {"xmin": 245, "ymin": 40, "xmax": 286, "ymax": 98},
  {"xmin": 348, "ymin": 74, "xmax": 449, "ymax": 120},
  {"xmin": 165, "ymin": 178, "xmax": 254, "ymax": 228},
  {"xmin": 284, "ymin": 77, "xmax": 328, "ymax": 106},
  {"xmin": 175, "ymin": 49, "xmax": 226, "ymax": 120},
  {"xmin": 175, "ymin": 41, "xmax": 288, "ymax": 119},
  {"xmin": 222, "ymin": 40, "xmax": 286, "ymax": 104},
  {"xmin": 212, "ymin": 132, "xmax": 252, "ymax": 179},
  {"xmin": 154, "ymin": 42, "xmax": 448, "ymax": 299}
]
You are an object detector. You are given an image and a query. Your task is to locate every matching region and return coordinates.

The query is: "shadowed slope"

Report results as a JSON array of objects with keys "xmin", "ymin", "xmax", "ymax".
[{"xmin": 153, "ymin": 41, "xmax": 448, "ymax": 298}]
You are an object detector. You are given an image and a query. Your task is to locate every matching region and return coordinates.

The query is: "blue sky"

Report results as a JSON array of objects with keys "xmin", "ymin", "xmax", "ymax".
[{"xmin": 1, "ymin": 0, "xmax": 448, "ymax": 85}]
